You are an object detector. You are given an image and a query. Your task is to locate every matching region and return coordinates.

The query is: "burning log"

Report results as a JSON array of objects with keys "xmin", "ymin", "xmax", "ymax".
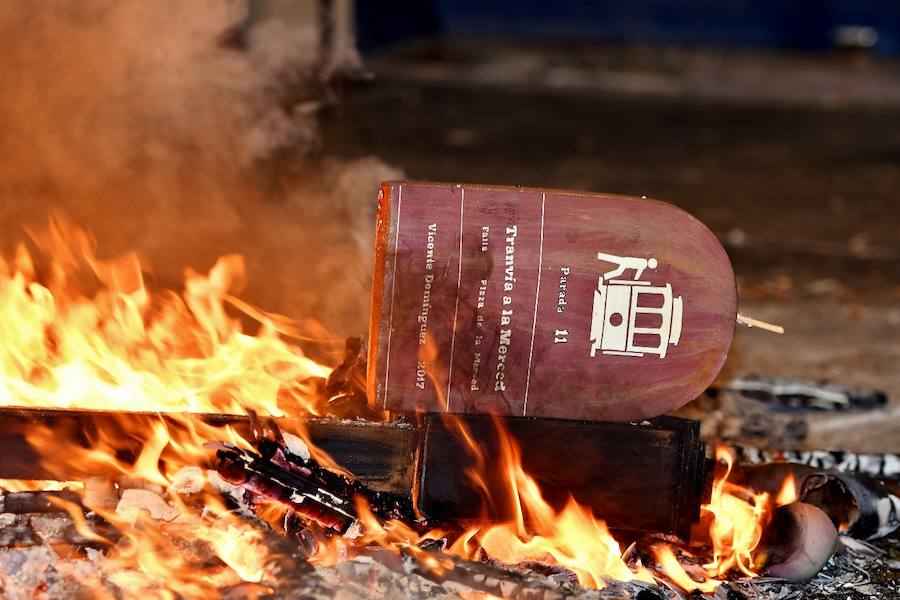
[
  {"xmin": 0, "ymin": 407, "xmax": 418, "ymax": 494},
  {"xmin": 418, "ymin": 414, "xmax": 707, "ymax": 537},
  {"xmin": 0, "ymin": 490, "xmax": 84, "ymax": 514},
  {"xmin": 214, "ymin": 438, "xmax": 423, "ymax": 535},
  {"xmin": 0, "ymin": 407, "xmax": 707, "ymax": 536}
]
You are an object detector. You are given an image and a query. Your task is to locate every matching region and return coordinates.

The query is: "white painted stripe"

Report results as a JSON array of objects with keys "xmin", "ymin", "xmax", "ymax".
[
  {"xmin": 445, "ymin": 188, "xmax": 465, "ymax": 411},
  {"xmin": 522, "ymin": 192, "xmax": 546, "ymax": 416},
  {"xmin": 382, "ymin": 184, "xmax": 403, "ymax": 409}
]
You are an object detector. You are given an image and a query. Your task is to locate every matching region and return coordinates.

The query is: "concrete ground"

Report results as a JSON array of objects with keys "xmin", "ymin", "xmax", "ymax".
[{"xmin": 322, "ymin": 43, "xmax": 900, "ymax": 452}]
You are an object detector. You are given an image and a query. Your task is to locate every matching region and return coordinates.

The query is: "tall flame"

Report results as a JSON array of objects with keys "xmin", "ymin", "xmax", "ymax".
[
  {"xmin": 655, "ymin": 445, "xmax": 792, "ymax": 591},
  {"xmin": 0, "ymin": 218, "xmax": 334, "ymax": 595},
  {"xmin": 0, "ymin": 216, "xmax": 330, "ymax": 415}
]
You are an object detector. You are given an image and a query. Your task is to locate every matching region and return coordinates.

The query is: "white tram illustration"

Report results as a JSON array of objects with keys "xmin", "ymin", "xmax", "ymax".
[{"xmin": 589, "ymin": 253, "xmax": 683, "ymax": 359}]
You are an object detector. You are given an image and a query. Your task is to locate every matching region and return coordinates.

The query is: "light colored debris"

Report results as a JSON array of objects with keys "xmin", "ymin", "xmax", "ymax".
[
  {"xmin": 115, "ymin": 489, "xmax": 180, "ymax": 525},
  {"xmin": 0, "ymin": 545, "xmax": 57, "ymax": 599},
  {"xmin": 839, "ymin": 536, "xmax": 885, "ymax": 557},
  {"xmin": 207, "ymin": 469, "xmax": 240, "ymax": 496},
  {"xmin": 283, "ymin": 432, "xmax": 311, "ymax": 460},
  {"xmin": 167, "ymin": 466, "xmax": 205, "ymax": 495},
  {"xmin": 29, "ymin": 514, "xmax": 70, "ymax": 542},
  {"xmin": 117, "ymin": 476, "xmax": 165, "ymax": 496}
]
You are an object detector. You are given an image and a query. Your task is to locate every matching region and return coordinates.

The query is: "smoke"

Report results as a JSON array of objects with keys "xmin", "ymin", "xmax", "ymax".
[{"xmin": 0, "ymin": 1, "xmax": 397, "ymax": 343}]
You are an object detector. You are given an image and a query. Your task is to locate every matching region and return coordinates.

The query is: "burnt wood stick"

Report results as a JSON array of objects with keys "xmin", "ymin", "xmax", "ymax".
[
  {"xmin": 0, "ymin": 407, "xmax": 707, "ymax": 536},
  {"xmin": 0, "ymin": 490, "xmax": 85, "ymax": 514},
  {"xmin": 216, "ymin": 446, "xmax": 359, "ymax": 534},
  {"xmin": 215, "ymin": 439, "xmax": 424, "ymax": 534}
]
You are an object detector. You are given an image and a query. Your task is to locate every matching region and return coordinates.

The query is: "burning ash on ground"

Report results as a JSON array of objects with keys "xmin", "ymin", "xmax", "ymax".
[{"xmin": 0, "ymin": 0, "xmax": 399, "ymax": 340}]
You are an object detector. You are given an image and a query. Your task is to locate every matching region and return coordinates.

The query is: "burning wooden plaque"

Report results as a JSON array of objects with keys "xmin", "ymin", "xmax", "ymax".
[{"xmin": 368, "ymin": 181, "xmax": 736, "ymax": 421}]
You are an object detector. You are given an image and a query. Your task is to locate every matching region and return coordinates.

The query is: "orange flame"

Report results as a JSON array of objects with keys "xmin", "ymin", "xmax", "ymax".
[
  {"xmin": 452, "ymin": 419, "xmax": 652, "ymax": 588},
  {"xmin": 0, "ymin": 218, "xmax": 338, "ymax": 595},
  {"xmin": 775, "ymin": 471, "xmax": 798, "ymax": 506},
  {"xmin": 0, "ymin": 216, "xmax": 330, "ymax": 415},
  {"xmin": 703, "ymin": 446, "xmax": 769, "ymax": 577},
  {"xmin": 312, "ymin": 417, "xmax": 653, "ymax": 590},
  {"xmin": 655, "ymin": 546, "xmax": 718, "ymax": 594},
  {"xmin": 656, "ymin": 445, "xmax": 785, "ymax": 590}
]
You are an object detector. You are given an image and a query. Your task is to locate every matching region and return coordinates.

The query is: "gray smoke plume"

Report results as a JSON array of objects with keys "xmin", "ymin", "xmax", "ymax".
[{"xmin": 0, "ymin": 0, "xmax": 397, "ymax": 346}]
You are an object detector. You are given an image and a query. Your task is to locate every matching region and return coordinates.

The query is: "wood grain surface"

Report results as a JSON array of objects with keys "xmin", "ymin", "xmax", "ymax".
[{"xmin": 368, "ymin": 181, "xmax": 736, "ymax": 421}]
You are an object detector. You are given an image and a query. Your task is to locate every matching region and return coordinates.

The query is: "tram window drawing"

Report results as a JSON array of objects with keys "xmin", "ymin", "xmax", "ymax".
[{"xmin": 589, "ymin": 252, "xmax": 683, "ymax": 359}]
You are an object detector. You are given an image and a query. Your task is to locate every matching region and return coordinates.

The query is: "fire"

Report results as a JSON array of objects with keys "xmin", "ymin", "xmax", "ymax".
[
  {"xmin": 702, "ymin": 446, "xmax": 769, "ymax": 577},
  {"xmin": 449, "ymin": 419, "xmax": 652, "ymax": 588},
  {"xmin": 0, "ymin": 218, "xmax": 801, "ymax": 596},
  {"xmin": 655, "ymin": 545, "xmax": 718, "ymax": 594},
  {"xmin": 312, "ymin": 417, "xmax": 653, "ymax": 590},
  {"xmin": 0, "ymin": 216, "xmax": 330, "ymax": 415},
  {"xmin": 0, "ymin": 218, "xmax": 336, "ymax": 595},
  {"xmin": 656, "ymin": 445, "xmax": 791, "ymax": 591},
  {"xmin": 776, "ymin": 471, "xmax": 798, "ymax": 506}
]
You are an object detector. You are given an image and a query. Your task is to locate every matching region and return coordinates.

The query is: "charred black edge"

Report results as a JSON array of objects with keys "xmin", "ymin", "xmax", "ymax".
[
  {"xmin": 673, "ymin": 417, "xmax": 707, "ymax": 539},
  {"xmin": 366, "ymin": 182, "xmax": 394, "ymax": 411},
  {"xmin": 0, "ymin": 407, "xmax": 419, "ymax": 495},
  {"xmin": 416, "ymin": 413, "xmax": 706, "ymax": 537}
]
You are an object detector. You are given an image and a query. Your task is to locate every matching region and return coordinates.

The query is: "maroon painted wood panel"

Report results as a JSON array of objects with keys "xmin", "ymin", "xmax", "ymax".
[{"xmin": 367, "ymin": 181, "xmax": 736, "ymax": 421}]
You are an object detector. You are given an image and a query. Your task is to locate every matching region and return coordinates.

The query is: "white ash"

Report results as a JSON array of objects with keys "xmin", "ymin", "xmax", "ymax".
[
  {"xmin": 283, "ymin": 432, "xmax": 312, "ymax": 460},
  {"xmin": 29, "ymin": 514, "xmax": 71, "ymax": 542},
  {"xmin": 117, "ymin": 476, "xmax": 165, "ymax": 496},
  {"xmin": 0, "ymin": 545, "xmax": 58, "ymax": 599},
  {"xmin": 82, "ymin": 476, "xmax": 118, "ymax": 510},
  {"xmin": 167, "ymin": 466, "xmax": 206, "ymax": 496},
  {"xmin": 712, "ymin": 537, "xmax": 900, "ymax": 600},
  {"xmin": 115, "ymin": 489, "xmax": 180, "ymax": 525}
]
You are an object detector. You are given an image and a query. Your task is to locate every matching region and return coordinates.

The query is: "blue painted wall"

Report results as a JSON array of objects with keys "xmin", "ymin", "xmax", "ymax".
[{"xmin": 357, "ymin": 1, "xmax": 900, "ymax": 56}]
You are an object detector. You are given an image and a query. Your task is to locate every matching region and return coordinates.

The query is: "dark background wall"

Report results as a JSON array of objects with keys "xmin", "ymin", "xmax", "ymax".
[{"xmin": 357, "ymin": 0, "xmax": 900, "ymax": 56}]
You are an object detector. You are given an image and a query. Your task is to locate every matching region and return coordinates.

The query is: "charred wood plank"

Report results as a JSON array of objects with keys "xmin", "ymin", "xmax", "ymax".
[
  {"xmin": 0, "ymin": 490, "xmax": 85, "ymax": 514},
  {"xmin": 0, "ymin": 407, "xmax": 417, "ymax": 494},
  {"xmin": 0, "ymin": 407, "xmax": 707, "ymax": 536},
  {"xmin": 418, "ymin": 414, "xmax": 707, "ymax": 538}
]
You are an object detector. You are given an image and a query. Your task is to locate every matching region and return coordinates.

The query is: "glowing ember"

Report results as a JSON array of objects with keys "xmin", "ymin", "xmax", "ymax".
[{"xmin": 776, "ymin": 471, "xmax": 799, "ymax": 506}]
